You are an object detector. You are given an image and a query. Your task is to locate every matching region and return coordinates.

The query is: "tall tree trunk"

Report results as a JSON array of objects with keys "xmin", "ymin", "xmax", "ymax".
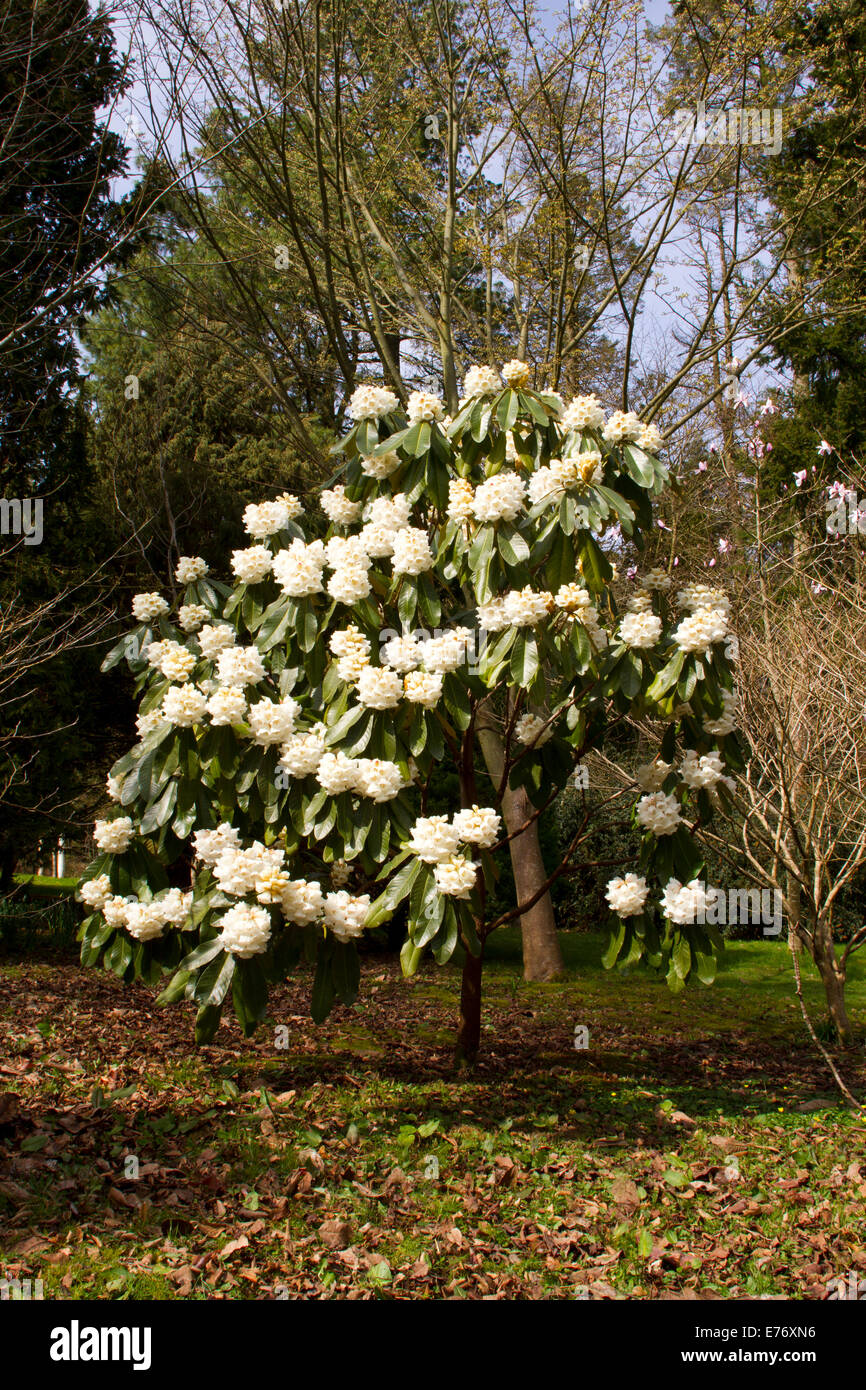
[
  {"xmin": 476, "ymin": 722, "xmax": 564, "ymax": 982},
  {"xmin": 456, "ymin": 941, "xmax": 484, "ymax": 1065},
  {"xmin": 814, "ymin": 919, "xmax": 854, "ymax": 1047}
]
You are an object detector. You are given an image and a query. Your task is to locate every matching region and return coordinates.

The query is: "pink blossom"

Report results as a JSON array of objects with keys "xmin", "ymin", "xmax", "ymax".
[
  {"xmin": 793, "ymin": 469, "xmax": 807, "ymax": 488},
  {"xmin": 761, "ymin": 398, "xmax": 777, "ymax": 415},
  {"xmin": 818, "ymin": 439, "xmax": 833, "ymax": 456},
  {"xmin": 718, "ymin": 537, "xmax": 732, "ymax": 554}
]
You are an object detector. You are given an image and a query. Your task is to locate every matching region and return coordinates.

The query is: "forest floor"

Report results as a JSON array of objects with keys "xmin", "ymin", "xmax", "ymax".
[{"xmin": 1, "ymin": 932, "xmax": 865, "ymax": 1300}]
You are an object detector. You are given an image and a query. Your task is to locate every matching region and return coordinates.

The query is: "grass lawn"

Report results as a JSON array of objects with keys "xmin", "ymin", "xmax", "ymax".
[{"xmin": 0, "ymin": 931, "xmax": 864, "ymax": 1300}]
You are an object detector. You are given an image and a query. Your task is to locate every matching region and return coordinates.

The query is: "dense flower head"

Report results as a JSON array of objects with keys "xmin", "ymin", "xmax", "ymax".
[
  {"xmin": 403, "ymin": 669, "xmax": 443, "ymax": 707},
  {"xmin": 434, "ymin": 854, "xmax": 478, "ymax": 898},
  {"xmin": 94, "ymin": 817, "xmax": 134, "ymax": 854},
  {"xmin": 418, "ymin": 629, "xmax": 470, "ymax": 673},
  {"xmin": 643, "ymin": 567, "xmax": 672, "ymax": 592},
  {"xmin": 231, "ymin": 545, "xmax": 274, "ymax": 585},
  {"xmin": 408, "ymin": 814, "xmax": 462, "ymax": 863},
  {"xmin": 243, "ymin": 500, "xmax": 291, "ymax": 538},
  {"xmin": 676, "ymin": 584, "xmax": 730, "ymax": 615},
  {"xmin": 193, "ymin": 823, "xmax": 241, "ymax": 864},
  {"xmin": 451, "ymin": 805, "xmax": 501, "ymax": 848},
  {"xmin": 636, "ymin": 791, "xmax": 682, "ymax": 835},
  {"xmin": 358, "ymin": 521, "xmax": 396, "ymax": 558},
  {"xmin": 331, "ymin": 625, "xmax": 371, "ymax": 682},
  {"xmin": 178, "ymin": 604, "xmax": 210, "ymax": 633},
  {"xmin": 272, "ymin": 539, "xmax": 326, "ymax": 597},
  {"xmin": 703, "ymin": 689, "xmax": 738, "ymax": 736},
  {"xmin": 321, "ymin": 485, "xmax": 363, "ymax": 526},
  {"xmin": 216, "ymin": 903, "xmax": 272, "ymax": 958},
  {"xmin": 605, "ymin": 873, "xmax": 649, "ymax": 917},
  {"xmin": 365, "ymin": 493, "xmax": 411, "ymax": 531},
  {"xmin": 501, "ymin": 358, "xmax": 530, "ymax": 388},
  {"xmin": 151, "ymin": 640, "xmax": 197, "ymax": 682},
  {"xmin": 514, "ymin": 712, "xmax": 553, "ymax": 747},
  {"xmin": 281, "ymin": 877, "xmax": 324, "ymax": 925},
  {"xmin": 79, "ymin": 874, "xmax": 112, "ymax": 910},
  {"xmin": 354, "ymin": 758, "xmax": 408, "ymax": 802},
  {"xmin": 673, "ymin": 605, "xmax": 728, "ymax": 654},
  {"xmin": 635, "ymin": 422, "xmax": 664, "ymax": 454},
  {"xmin": 197, "ymin": 624, "xmax": 235, "ymax": 660},
  {"xmin": 561, "ymin": 394, "xmax": 606, "ymax": 432},
  {"xmin": 277, "ymin": 727, "xmax": 327, "ymax": 778},
  {"xmin": 327, "ymin": 563, "xmax": 372, "ymax": 604},
  {"xmin": 391, "ymin": 527, "xmax": 434, "ymax": 576},
  {"xmin": 323, "ymin": 890, "xmax": 371, "ymax": 942},
  {"xmin": 660, "ymin": 877, "xmax": 712, "ymax": 925},
  {"xmin": 478, "ymin": 596, "xmax": 509, "ymax": 632},
  {"xmin": 162, "ymin": 685, "xmax": 208, "ymax": 727},
  {"xmin": 636, "ymin": 760, "xmax": 672, "ymax": 792},
  {"xmin": 316, "ymin": 751, "xmax": 361, "ymax": 795},
  {"xmin": 463, "ymin": 365, "xmax": 502, "ymax": 398},
  {"xmin": 206, "ymin": 686, "xmax": 247, "ymax": 726},
  {"xmin": 357, "ymin": 666, "xmax": 403, "ymax": 709},
  {"xmin": 382, "ymin": 633, "xmax": 421, "ymax": 673},
  {"xmin": 555, "ymin": 583, "xmax": 592, "ymax": 613},
  {"xmin": 176, "ymin": 555, "xmax": 209, "ymax": 584},
  {"xmin": 102, "ymin": 896, "xmax": 132, "ymax": 928},
  {"xmin": 504, "ymin": 587, "xmax": 554, "ymax": 627},
  {"xmin": 248, "ymin": 697, "xmax": 300, "ymax": 746},
  {"xmin": 472, "ymin": 472, "xmax": 526, "ymax": 523},
  {"xmin": 602, "ymin": 410, "xmax": 643, "ymax": 443},
  {"xmin": 407, "ymin": 389, "xmax": 444, "ymax": 423},
  {"xmin": 447, "ymin": 478, "xmax": 475, "ymax": 522},
  {"xmin": 626, "ymin": 591, "xmax": 653, "ymax": 614},
  {"xmin": 213, "ymin": 842, "xmax": 284, "ymax": 898},
  {"xmin": 361, "ymin": 450, "xmax": 400, "ymax": 479},
  {"xmin": 216, "ymin": 645, "xmax": 266, "ymax": 688},
  {"xmin": 618, "ymin": 611, "xmax": 662, "ymax": 650},
  {"xmin": 132, "ymin": 592, "xmax": 169, "ymax": 622},
  {"xmin": 347, "ymin": 383, "xmax": 400, "ymax": 421},
  {"xmin": 680, "ymin": 750, "xmax": 725, "ymax": 789},
  {"xmin": 136, "ymin": 709, "xmax": 165, "ymax": 740},
  {"xmin": 124, "ymin": 900, "xmax": 169, "ymax": 941}
]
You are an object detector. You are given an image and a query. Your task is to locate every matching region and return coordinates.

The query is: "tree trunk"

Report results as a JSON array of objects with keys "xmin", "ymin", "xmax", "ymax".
[
  {"xmin": 456, "ymin": 942, "xmax": 484, "ymax": 1065},
  {"xmin": 476, "ymin": 721, "xmax": 564, "ymax": 982},
  {"xmin": 814, "ymin": 920, "xmax": 854, "ymax": 1047}
]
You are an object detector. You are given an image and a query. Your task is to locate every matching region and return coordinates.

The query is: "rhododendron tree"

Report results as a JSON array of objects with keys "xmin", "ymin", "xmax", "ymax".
[{"xmin": 79, "ymin": 360, "xmax": 742, "ymax": 1060}]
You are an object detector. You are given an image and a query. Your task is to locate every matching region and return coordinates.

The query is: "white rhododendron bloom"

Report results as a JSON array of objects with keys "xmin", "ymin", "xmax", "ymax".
[
  {"xmin": 366, "ymin": 493, "xmax": 411, "ymax": 531},
  {"xmin": 132, "ymin": 592, "xmax": 169, "ymax": 622},
  {"xmin": 248, "ymin": 697, "xmax": 300, "ymax": 746},
  {"xmin": 527, "ymin": 465, "xmax": 563, "ymax": 506},
  {"xmin": 504, "ymin": 587, "xmax": 553, "ymax": 627},
  {"xmin": 673, "ymin": 605, "xmax": 728, "ymax": 654},
  {"xmin": 281, "ymin": 877, "xmax": 324, "ymax": 926},
  {"xmin": 406, "ymin": 389, "xmax": 444, "ymax": 423},
  {"xmin": 176, "ymin": 555, "xmax": 209, "ymax": 584},
  {"xmin": 463, "ymin": 365, "xmax": 502, "ymax": 398},
  {"xmin": 618, "ymin": 611, "xmax": 662, "ymax": 650},
  {"xmin": 605, "ymin": 873, "xmax": 650, "ymax": 917},
  {"xmin": 358, "ymin": 522, "xmax": 396, "ymax": 558},
  {"xmin": 636, "ymin": 422, "xmax": 664, "ymax": 454},
  {"xmin": 704, "ymin": 690, "xmax": 738, "ymax": 736},
  {"xmin": 452, "ymin": 805, "xmax": 501, "ymax": 848},
  {"xmin": 243, "ymin": 500, "xmax": 291, "ymax": 538},
  {"xmin": 561, "ymin": 393, "xmax": 605, "ymax": 432},
  {"xmin": 355, "ymin": 758, "xmax": 407, "ymax": 802},
  {"xmin": 231, "ymin": 545, "xmax": 274, "ymax": 585},
  {"xmin": 124, "ymin": 900, "xmax": 169, "ymax": 942},
  {"xmin": 555, "ymin": 583, "xmax": 592, "ymax": 613},
  {"xmin": 216, "ymin": 645, "xmax": 266, "ymax": 688},
  {"xmin": 357, "ymin": 666, "xmax": 403, "ymax": 709},
  {"xmin": 347, "ymin": 383, "xmax": 399, "ymax": 421},
  {"xmin": 213, "ymin": 843, "xmax": 284, "ymax": 898},
  {"xmin": 325, "ymin": 535, "xmax": 372, "ymax": 571},
  {"xmin": 330, "ymin": 860, "xmax": 351, "ymax": 887},
  {"xmin": 160, "ymin": 644, "xmax": 197, "ymax": 682},
  {"xmin": 178, "ymin": 604, "xmax": 210, "ymax": 633},
  {"xmin": 419, "ymin": 629, "xmax": 470, "ymax": 673},
  {"xmin": 514, "ymin": 712, "xmax": 553, "ymax": 747},
  {"xmin": 434, "ymin": 854, "xmax": 478, "ymax": 899},
  {"xmin": 193, "ymin": 823, "xmax": 241, "ymax": 864},
  {"xmin": 216, "ymin": 903, "xmax": 272, "ymax": 958},
  {"xmin": 277, "ymin": 492, "xmax": 303, "ymax": 519},
  {"xmin": 626, "ymin": 591, "xmax": 653, "ymax": 614},
  {"xmin": 501, "ymin": 358, "xmax": 530, "ymax": 387},
  {"xmin": 197, "ymin": 624, "xmax": 235, "ymax": 660},
  {"xmin": 102, "ymin": 896, "xmax": 132, "ymax": 928},
  {"xmin": 478, "ymin": 596, "xmax": 509, "ymax": 631},
  {"xmin": 636, "ymin": 791, "xmax": 683, "ymax": 836},
  {"xmin": 254, "ymin": 867, "xmax": 291, "ymax": 906},
  {"xmin": 563, "ymin": 452, "xmax": 603, "ymax": 487},
  {"xmin": 403, "ymin": 669, "xmax": 443, "ymax": 707},
  {"xmin": 327, "ymin": 564, "xmax": 372, "ymax": 604},
  {"xmin": 636, "ymin": 760, "xmax": 672, "ymax": 792},
  {"xmin": 272, "ymin": 539, "xmax": 326, "ymax": 597},
  {"xmin": 361, "ymin": 450, "xmax": 400, "ymax": 479},
  {"xmin": 206, "ymin": 686, "xmax": 247, "ymax": 726},
  {"xmin": 79, "ymin": 874, "xmax": 112, "ymax": 910},
  {"xmin": 321, "ymin": 485, "xmax": 363, "ymax": 526},
  {"xmin": 383, "ymin": 633, "xmax": 421, "ymax": 673},
  {"xmin": 136, "ymin": 709, "xmax": 165, "ymax": 740},
  {"xmin": 323, "ymin": 890, "xmax": 371, "ymax": 942},
  {"xmin": 278, "ymin": 727, "xmax": 327, "ymax": 778},
  {"xmin": 472, "ymin": 472, "xmax": 526, "ymax": 523},
  {"xmin": 106, "ymin": 773, "xmax": 123, "ymax": 801},
  {"xmin": 162, "ymin": 685, "xmax": 208, "ymax": 727},
  {"xmin": 643, "ymin": 567, "xmax": 672, "ymax": 592},
  {"xmin": 316, "ymin": 751, "xmax": 361, "ymax": 795},
  {"xmin": 447, "ymin": 478, "xmax": 475, "ymax": 521},
  {"xmin": 602, "ymin": 410, "xmax": 643, "ymax": 443},
  {"xmin": 331, "ymin": 625, "xmax": 371, "ymax": 681},
  {"xmin": 660, "ymin": 877, "xmax": 712, "ymax": 925},
  {"xmin": 676, "ymin": 584, "xmax": 730, "ymax": 615},
  {"xmin": 392, "ymin": 527, "xmax": 434, "ymax": 575},
  {"xmin": 157, "ymin": 887, "xmax": 193, "ymax": 927},
  {"xmin": 680, "ymin": 750, "xmax": 725, "ymax": 789},
  {"xmin": 408, "ymin": 814, "xmax": 462, "ymax": 863}
]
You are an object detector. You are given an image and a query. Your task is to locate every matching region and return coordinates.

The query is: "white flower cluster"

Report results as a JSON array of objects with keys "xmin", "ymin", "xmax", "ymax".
[
  {"xmin": 636, "ymin": 791, "xmax": 682, "ymax": 835},
  {"xmin": 391, "ymin": 527, "xmax": 434, "ymax": 576},
  {"xmin": 601, "ymin": 410, "xmax": 643, "ymax": 444},
  {"xmin": 514, "ymin": 712, "xmax": 554, "ymax": 746},
  {"xmin": 501, "ymin": 359, "xmax": 530, "ymax": 387},
  {"xmin": 321, "ymin": 485, "xmax": 363, "ymax": 526},
  {"xmin": 231, "ymin": 546, "xmax": 273, "ymax": 584},
  {"xmin": 561, "ymin": 394, "xmax": 606, "ymax": 432},
  {"xmin": 347, "ymin": 384, "xmax": 400, "ymax": 421},
  {"xmin": 215, "ymin": 645, "xmax": 266, "ymax": 688},
  {"xmin": 381, "ymin": 628, "xmax": 471, "ymax": 680},
  {"xmin": 136, "ymin": 709, "xmax": 165, "ymax": 740},
  {"xmin": 207, "ymin": 686, "xmax": 247, "ymax": 726},
  {"xmin": 635, "ymin": 760, "xmax": 672, "ymax": 792},
  {"xmin": 618, "ymin": 611, "xmax": 662, "ymax": 650},
  {"xmin": 277, "ymin": 726, "xmax": 327, "ymax": 778},
  {"xmin": 146, "ymin": 639, "xmax": 197, "ymax": 682},
  {"xmin": 244, "ymin": 499, "xmax": 297, "ymax": 538},
  {"xmin": 472, "ymin": 472, "xmax": 527, "ymax": 523},
  {"xmin": 447, "ymin": 478, "xmax": 475, "ymax": 522},
  {"xmin": 178, "ymin": 604, "xmax": 210, "ymax": 633},
  {"xmin": 528, "ymin": 453, "xmax": 603, "ymax": 506},
  {"xmin": 323, "ymin": 890, "xmax": 372, "ymax": 942},
  {"xmin": 132, "ymin": 593, "xmax": 169, "ymax": 623},
  {"xmin": 463, "ymin": 365, "xmax": 502, "ymax": 398},
  {"xmin": 660, "ymin": 877, "xmax": 714, "ymax": 925},
  {"xmin": 407, "ymin": 390, "xmax": 444, "ymax": 423},
  {"xmin": 273, "ymin": 538, "xmax": 326, "ymax": 597},
  {"xmin": 408, "ymin": 807, "xmax": 501, "ymax": 864},
  {"xmin": 635, "ymin": 422, "xmax": 664, "ymax": 454},
  {"xmin": 316, "ymin": 751, "xmax": 407, "ymax": 802},
  {"xmin": 605, "ymin": 873, "xmax": 649, "ymax": 917},
  {"xmin": 479, "ymin": 587, "xmax": 554, "ymax": 630},
  {"xmin": 642, "ymin": 567, "xmax": 672, "ymax": 592},
  {"xmin": 216, "ymin": 903, "xmax": 273, "ymax": 958},
  {"xmin": 361, "ymin": 450, "xmax": 401, "ymax": 480},
  {"xmin": 673, "ymin": 605, "xmax": 728, "ymax": 655},
  {"xmin": 176, "ymin": 556, "xmax": 209, "ymax": 584},
  {"xmin": 98, "ymin": 887, "xmax": 193, "ymax": 940},
  {"xmin": 330, "ymin": 625, "xmax": 371, "ymax": 682},
  {"xmin": 198, "ymin": 624, "xmax": 235, "ymax": 660},
  {"xmin": 703, "ymin": 689, "xmax": 738, "ymax": 736},
  {"xmin": 162, "ymin": 685, "xmax": 208, "ymax": 727},
  {"xmin": 248, "ymin": 697, "xmax": 300, "ymax": 746},
  {"xmin": 676, "ymin": 584, "xmax": 731, "ymax": 616},
  {"xmin": 680, "ymin": 750, "xmax": 725, "ymax": 789}
]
